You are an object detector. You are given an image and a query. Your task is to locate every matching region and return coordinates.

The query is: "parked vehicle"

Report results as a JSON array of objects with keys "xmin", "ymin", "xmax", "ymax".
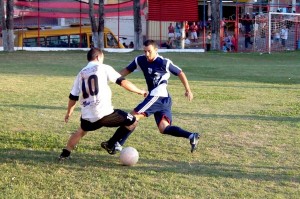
[{"xmin": 14, "ymin": 25, "xmax": 124, "ymax": 48}]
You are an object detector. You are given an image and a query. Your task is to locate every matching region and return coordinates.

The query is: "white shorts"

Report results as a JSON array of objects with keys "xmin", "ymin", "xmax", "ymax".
[
  {"xmin": 191, "ymin": 32, "xmax": 198, "ymax": 39},
  {"xmin": 168, "ymin": 33, "xmax": 175, "ymax": 38}
]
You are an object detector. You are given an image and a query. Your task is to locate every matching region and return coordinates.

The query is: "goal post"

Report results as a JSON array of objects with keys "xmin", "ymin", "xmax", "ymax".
[{"xmin": 254, "ymin": 12, "xmax": 300, "ymax": 53}]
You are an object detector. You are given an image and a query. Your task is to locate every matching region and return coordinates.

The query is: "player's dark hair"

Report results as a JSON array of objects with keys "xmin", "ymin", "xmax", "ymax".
[
  {"xmin": 143, "ymin": 39, "xmax": 158, "ymax": 48},
  {"xmin": 87, "ymin": 48, "xmax": 103, "ymax": 61}
]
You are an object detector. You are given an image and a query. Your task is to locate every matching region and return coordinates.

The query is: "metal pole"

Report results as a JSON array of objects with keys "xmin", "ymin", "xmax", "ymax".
[
  {"xmin": 203, "ymin": 0, "xmax": 206, "ymax": 49},
  {"xmin": 38, "ymin": 0, "xmax": 40, "ymax": 47},
  {"xmin": 79, "ymin": 0, "xmax": 82, "ymax": 48},
  {"xmin": 220, "ymin": 0, "xmax": 223, "ymax": 20},
  {"xmin": 118, "ymin": 0, "xmax": 120, "ymax": 48}
]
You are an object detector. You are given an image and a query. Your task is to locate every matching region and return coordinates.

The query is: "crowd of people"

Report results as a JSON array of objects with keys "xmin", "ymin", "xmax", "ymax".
[{"xmin": 162, "ymin": 11, "xmax": 291, "ymax": 52}]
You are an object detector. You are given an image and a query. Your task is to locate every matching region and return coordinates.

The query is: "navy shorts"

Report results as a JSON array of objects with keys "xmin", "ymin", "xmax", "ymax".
[
  {"xmin": 134, "ymin": 95, "xmax": 172, "ymax": 126},
  {"xmin": 81, "ymin": 109, "xmax": 136, "ymax": 131}
]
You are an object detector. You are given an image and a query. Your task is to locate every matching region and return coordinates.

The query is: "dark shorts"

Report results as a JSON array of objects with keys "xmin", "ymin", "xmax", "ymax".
[
  {"xmin": 81, "ymin": 109, "xmax": 136, "ymax": 131},
  {"xmin": 134, "ymin": 95, "xmax": 172, "ymax": 126}
]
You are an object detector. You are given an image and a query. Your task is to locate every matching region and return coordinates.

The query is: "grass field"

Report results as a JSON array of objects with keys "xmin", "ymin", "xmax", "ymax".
[{"xmin": 0, "ymin": 50, "xmax": 299, "ymax": 198}]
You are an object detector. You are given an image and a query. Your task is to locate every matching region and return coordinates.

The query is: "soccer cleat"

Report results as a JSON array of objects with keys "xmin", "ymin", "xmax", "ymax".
[
  {"xmin": 190, "ymin": 133, "xmax": 200, "ymax": 153},
  {"xmin": 58, "ymin": 149, "xmax": 71, "ymax": 161},
  {"xmin": 101, "ymin": 141, "xmax": 116, "ymax": 155},
  {"xmin": 115, "ymin": 142, "xmax": 123, "ymax": 152},
  {"xmin": 58, "ymin": 155, "xmax": 70, "ymax": 161}
]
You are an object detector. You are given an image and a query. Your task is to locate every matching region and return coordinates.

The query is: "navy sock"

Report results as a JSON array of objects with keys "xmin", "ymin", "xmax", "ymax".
[
  {"xmin": 108, "ymin": 126, "xmax": 132, "ymax": 147},
  {"xmin": 118, "ymin": 128, "xmax": 134, "ymax": 145},
  {"xmin": 163, "ymin": 125, "xmax": 192, "ymax": 138}
]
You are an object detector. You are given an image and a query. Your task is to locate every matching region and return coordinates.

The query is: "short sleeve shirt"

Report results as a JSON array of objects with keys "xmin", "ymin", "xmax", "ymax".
[
  {"xmin": 70, "ymin": 61, "xmax": 121, "ymax": 122},
  {"xmin": 126, "ymin": 55, "xmax": 182, "ymax": 97}
]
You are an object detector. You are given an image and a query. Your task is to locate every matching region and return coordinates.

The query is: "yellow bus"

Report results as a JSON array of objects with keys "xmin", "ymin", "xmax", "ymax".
[{"xmin": 14, "ymin": 25, "xmax": 125, "ymax": 48}]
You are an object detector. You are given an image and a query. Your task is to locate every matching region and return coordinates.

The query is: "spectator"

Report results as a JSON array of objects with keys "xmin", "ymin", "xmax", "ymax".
[
  {"xmin": 280, "ymin": 25, "xmax": 288, "ymax": 47},
  {"xmin": 231, "ymin": 34, "xmax": 237, "ymax": 51},
  {"xmin": 123, "ymin": 42, "xmax": 128, "ymax": 48},
  {"xmin": 168, "ymin": 23, "xmax": 175, "ymax": 39},
  {"xmin": 129, "ymin": 41, "xmax": 134, "ymax": 48},
  {"xmin": 174, "ymin": 22, "xmax": 182, "ymax": 48},
  {"xmin": 206, "ymin": 31, "xmax": 212, "ymax": 51},
  {"xmin": 184, "ymin": 21, "xmax": 189, "ymax": 39},
  {"xmin": 222, "ymin": 43, "xmax": 228, "ymax": 52},
  {"xmin": 242, "ymin": 14, "xmax": 254, "ymax": 49},
  {"xmin": 190, "ymin": 22, "xmax": 199, "ymax": 42},
  {"xmin": 175, "ymin": 22, "xmax": 182, "ymax": 40},
  {"xmin": 161, "ymin": 37, "xmax": 173, "ymax": 49},
  {"xmin": 224, "ymin": 34, "xmax": 232, "ymax": 51},
  {"xmin": 221, "ymin": 17, "xmax": 226, "ymax": 36}
]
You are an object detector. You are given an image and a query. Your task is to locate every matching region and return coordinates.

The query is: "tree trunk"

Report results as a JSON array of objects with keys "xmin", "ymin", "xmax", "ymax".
[
  {"xmin": 210, "ymin": 0, "xmax": 220, "ymax": 51},
  {"xmin": 98, "ymin": 0, "xmax": 104, "ymax": 49},
  {"xmin": 0, "ymin": 0, "xmax": 6, "ymax": 48},
  {"xmin": 89, "ymin": 0, "xmax": 104, "ymax": 49},
  {"xmin": 0, "ymin": 0, "xmax": 14, "ymax": 52},
  {"xmin": 133, "ymin": 0, "xmax": 142, "ymax": 50}
]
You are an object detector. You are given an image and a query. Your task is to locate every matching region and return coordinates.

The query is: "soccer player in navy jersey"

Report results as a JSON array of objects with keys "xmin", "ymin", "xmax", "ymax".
[
  {"xmin": 102, "ymin": 39, "xmax": 200, "ymax": 153},
  {"xmin": 58, "ymin": 48, "xmax": 147, "ymax": 160}
]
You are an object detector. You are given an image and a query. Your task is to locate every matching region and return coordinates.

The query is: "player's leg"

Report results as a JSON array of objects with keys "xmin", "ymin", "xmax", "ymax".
[
  {"xmin": 155, "ymin": 97, "xmax": 200, "ymax": 153},
  {"xmin": 59, "ymin": 117, "xmax": 100, "ymax": 160},
  {"xmin": 59, "ymin": 128, "xmax": 87, "ymax": 160},
  {"xmin": 112, "ymin": 96, "xmax": 158, "ymax": 148},
  {"xmin": 100, "ymin": 109, "xmax": 137, "ymax": 154},
  {"xmin": 117, "ymin": 112, "xmax": 145, "ymax": 146},
  {"xmin": 158, "ymin": 116, "xmax": 200, "ymax": 153}
]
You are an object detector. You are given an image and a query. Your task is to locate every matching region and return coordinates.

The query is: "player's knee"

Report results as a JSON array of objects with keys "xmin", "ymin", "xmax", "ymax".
[{"xmin": 126, "ymin": 120, "xmax": 138, "ymax": 131}]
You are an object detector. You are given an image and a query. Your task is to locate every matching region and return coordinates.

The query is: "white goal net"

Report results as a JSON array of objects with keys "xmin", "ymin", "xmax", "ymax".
[{"xmin": 253, "ymin": 12, "xmax": 300, "ymax": 53}]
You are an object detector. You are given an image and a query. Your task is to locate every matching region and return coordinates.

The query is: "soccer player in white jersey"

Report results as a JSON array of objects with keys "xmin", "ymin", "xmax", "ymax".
[
  {"xmin": 102, "ymin": 40, "xmax": 200, "ymax": 153},
  {"xmin": 59, "ymin": 48, "xmax": 147, "ymax": 160}
]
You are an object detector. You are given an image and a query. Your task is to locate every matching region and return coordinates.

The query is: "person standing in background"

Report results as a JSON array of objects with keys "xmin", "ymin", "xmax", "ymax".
[{"xmin": 206, "ymin": 31, "xmax": 212, "ymax": 51}]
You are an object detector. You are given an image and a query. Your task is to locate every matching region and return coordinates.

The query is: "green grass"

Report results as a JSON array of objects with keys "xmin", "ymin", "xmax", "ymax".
[{"xmin": 0, "ymin": 50, "xmax": 299, "ymax": 198}]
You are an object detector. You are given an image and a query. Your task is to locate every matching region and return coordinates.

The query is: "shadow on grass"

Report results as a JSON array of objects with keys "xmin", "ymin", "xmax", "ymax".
[
  {"xmin": 0, "ymin": 104, "xmax": 79, "ymax": 111},
  {"xmin": 178, "ymin": 113, "xmax": 300, "ymax": 123},
  {"xmin": 1, "ymin": 104, "xmax": 298, "ymax": 123},
  {"xmin": 1, "ymin": 148, "xmax": 299, "ymax": 183}
]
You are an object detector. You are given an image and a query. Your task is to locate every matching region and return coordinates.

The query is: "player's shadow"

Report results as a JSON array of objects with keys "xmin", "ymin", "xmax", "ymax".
[{"xmin": 0, "ymin": 148, "xmax": 298, "ymax": 183}]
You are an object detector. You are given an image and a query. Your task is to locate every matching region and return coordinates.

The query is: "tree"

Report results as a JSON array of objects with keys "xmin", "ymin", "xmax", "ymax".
[
  {"xmin": 0, "ymin": 0, "xmax": 14, "ymax": 52},
  {"xmin": 133, "ymin": 0, "xmax": 142, "ymax": 50},
  {"xmin": 210, "ymin": 0, "xmax": 220, "ymax": 50},
  {"xmin": 89, "ymin": 0, "xmax": 104, "ymax": 49}
]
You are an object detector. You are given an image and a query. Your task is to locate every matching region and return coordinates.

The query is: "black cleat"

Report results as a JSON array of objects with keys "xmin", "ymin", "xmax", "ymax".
[
  {"xmin": 58, "ymin": 149, "xmax": 71, "ymax": 161},
  {"xmin": 101, "ymin": 141, "xmax": 116, "ymax": 155},
  {"xmin": 58, "ymin": 156, "xmax": 70, "ymax": 161},
  {"xmin": 190, "ymin": 133, "xmax": 200, "ymax": 153}
]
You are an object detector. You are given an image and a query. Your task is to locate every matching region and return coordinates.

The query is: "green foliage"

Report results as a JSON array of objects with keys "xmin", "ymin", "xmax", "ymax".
[{"xmin": 0, "ymin": 51, "xmax": 299, "ymax": 198}]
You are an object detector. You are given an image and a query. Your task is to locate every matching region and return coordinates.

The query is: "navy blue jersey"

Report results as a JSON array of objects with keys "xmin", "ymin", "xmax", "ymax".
[{"xmin": 127, "ymin": 54, "xmax": 182, "ymax": 97}]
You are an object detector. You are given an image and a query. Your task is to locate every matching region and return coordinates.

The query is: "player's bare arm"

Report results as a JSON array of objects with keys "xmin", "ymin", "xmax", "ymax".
[
  {"xmin": 117, "ymin": 78, "xmax": 147, "ymax": 97},
  {"xmin": 65, "ymin": 99, "xmax": 77, "ymax": 123},
  {"xmin": 178, "ymin": 71, "xmax": 193, "ymax": 101},
  {"xmin": 119, "ymin": 68, "xmax": 132, "ymax": 77}
]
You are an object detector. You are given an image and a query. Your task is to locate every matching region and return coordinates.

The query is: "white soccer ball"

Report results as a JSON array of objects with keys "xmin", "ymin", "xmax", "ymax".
[{"xmin": 119, "ymin": 147, "xmax": 139, "ymax": 166}]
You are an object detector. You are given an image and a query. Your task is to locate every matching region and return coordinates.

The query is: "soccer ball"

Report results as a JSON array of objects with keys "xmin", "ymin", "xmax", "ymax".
[{"xmin": 119, "ymin": 147, "xmax": 139, "ymax": 166}]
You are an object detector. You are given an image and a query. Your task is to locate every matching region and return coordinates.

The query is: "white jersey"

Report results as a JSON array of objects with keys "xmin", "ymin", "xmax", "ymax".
[{"xmin": 70, "ymin": 61, "xmax": 121, "ymax": 122}]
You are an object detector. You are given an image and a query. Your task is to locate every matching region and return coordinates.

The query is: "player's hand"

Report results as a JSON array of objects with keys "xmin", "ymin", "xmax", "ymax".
[
  {"xmin": 140, "ymin": 90, "xmax": 148, "ymax": 98},
  {"xmin": 185, "ymin": 91, "xmax": 193, "ymax": 101},
  {"xmin": 64, "ymin": 114, "xmax": 70, "ymax": 123}
]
